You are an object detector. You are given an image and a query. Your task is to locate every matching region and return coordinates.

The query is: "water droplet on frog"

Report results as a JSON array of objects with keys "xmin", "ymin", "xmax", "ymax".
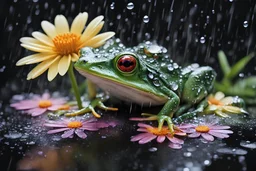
[
  {"xmin": 200, "ymin": 37, "xmax": 206, "ymax": 44},
  {"xmin": 167, "ymin": 64, "xmax": 174, "ymax": 71},
  {"xmin": 239, "ymin": 73, "xmax": 244, "ymax": 78},
  {"xmin": 171, "ymin": 83, "xmax": 179, "ymax": 91},
  {"xmin": 243, "ymin": 21, "xmax": 248, "ymax": 28},
  {"xmin": 153, "ymin": 79, "xmax": 160, "ymax": 87},
  {"xmin": 110, "ymin": 2, "xmax": 115, "ymax": 9},
  {"xmin": 143, "ymin": 15, "xmax": 149, "ymax": 23},
  {"xmin": 148, "ymin": 73, "xmax": 154, "ymax": 79},
  {"xmin": 148, "ymin": 147, "xmax": 157, "ymax": 152},
  {"xmin": 173, "ymin": 63, "xmax": 179, "ymax": 69},
  {"xmin": 127, "ymin": 2, "xmax": 134, "ymax": 10}
]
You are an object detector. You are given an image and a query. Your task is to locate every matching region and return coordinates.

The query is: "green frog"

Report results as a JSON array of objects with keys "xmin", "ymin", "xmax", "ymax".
[{"xmin": 68, "ymin": 40, "xmax": 217, "ymax": 133}]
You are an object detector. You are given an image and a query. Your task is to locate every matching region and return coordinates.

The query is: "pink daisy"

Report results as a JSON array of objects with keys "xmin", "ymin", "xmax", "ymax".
[
  {"xmin": 131, "ymin": 123, "xmax": 186, "ymax": 149},
  {"xmin": 10, "ymin": 93, "xmax": 67, "ymax": 116},
  {"xmin": 179, "ymin": 123, "xmax": 233, "ymax": 142},
  {"xmin": 44, "ymin": 118, "xmax": 112, "ymax": 139}
]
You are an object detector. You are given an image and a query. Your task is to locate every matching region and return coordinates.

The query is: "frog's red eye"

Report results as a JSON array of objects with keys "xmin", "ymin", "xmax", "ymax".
[{"xmin": 117, "ymin": 55, "xmax": 137, "ymax": 73}]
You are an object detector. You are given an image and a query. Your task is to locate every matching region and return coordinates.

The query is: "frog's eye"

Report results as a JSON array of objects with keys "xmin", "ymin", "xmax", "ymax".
[{"xmin": 117, "ymin": 55, "xmax": 137, "ymax": 73}]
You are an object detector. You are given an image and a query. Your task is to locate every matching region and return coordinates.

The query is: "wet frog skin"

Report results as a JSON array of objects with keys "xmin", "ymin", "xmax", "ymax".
[{"xmin": 73, "ymin": 40, "xmax": 216, "ymax": 132}]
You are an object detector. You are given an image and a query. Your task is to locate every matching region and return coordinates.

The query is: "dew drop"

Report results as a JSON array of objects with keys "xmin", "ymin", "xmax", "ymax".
[
  {"xmin": 148, "ymin": 73, "xmax": 154, "ymax": 79},
  {"xmin": 243, "ymin": 21, "xmax": 248, "ymax": 28},
  {"xmin": 110, "ymin": 2, "xmax": 115, "ymax": 9},
  {"xmin": 127, "ymin": 2, "xmax": 134, "ymax": 10},
  {"xmin": 148, "ymin": 147, "xmax": 157, "ymax": 152},
  {"xmin": 143, "ymin": 15, "xmax": 149, "ymax": 23},
  {"xmin": 200, "ymin": 37, "xmax": 206, "ymax": 44}
]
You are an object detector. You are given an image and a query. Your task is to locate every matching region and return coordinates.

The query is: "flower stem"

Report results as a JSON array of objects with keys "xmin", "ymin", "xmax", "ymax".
[{"xmin": 68, "ymin": 63, "xmax": 83, "ymax": 109}]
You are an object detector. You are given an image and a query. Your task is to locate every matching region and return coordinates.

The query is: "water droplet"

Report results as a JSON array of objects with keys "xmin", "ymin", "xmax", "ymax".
[
  {"xmin": 183, "ymin": 152, "xmax": 192, "ymax": 157},
  {"xmin": 143, "ymin": 15, "xmax": 149, "ymax": 23},
  {"xmin": 167, "ymin": 64, "xmax": 174, "ymax": 71},
  {"xmin": 148, "ymin": 147, "xmax": 157, "ymax": 152},
  {"xmin": 243, "ymin": 21, "xmax": 248, "ymax": 28},
  {"xmin": 171, "ymin": 83, "xmax": 179, "ymax": 91},
  {"xmin": 217, "ymin": 148, "xmax": 247, "ymax": 155},
  {"xmin": 4, "ymin": 132, "xmax": 22, "ymax": 139},
  {"xmin": 200, "ymin": 37, "xmax": 206, "ymax": 44},
  {"xmin": 148, "ymin": 73, "xmax": 154, "ymax": 79},
  {"xmin": 110, "ymin": 2, "xmax": 115, "ymax": 9},
  {"xmin": 240, "ymin": 141, "xmax": 256, "ymax": 149},
  {"xmin": 153, "ymin": 79, "xmax": 160, "ymax": 87},
  {"xmin": 204, "ymin": 160, "xmax": 211, "ymax": 166},
  {"xmin": 127, "ymin": 2, "xmax": 134, "ymax": 10}
]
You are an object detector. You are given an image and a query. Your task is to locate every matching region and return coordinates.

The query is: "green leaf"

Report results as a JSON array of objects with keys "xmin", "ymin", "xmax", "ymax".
[
  {"xmin": 217, "ymin": 51, "xmax": 231, "ymax": 77},
  {"xmin": 227, "ymin": 53, "xmax": 254, "ymax": 80}
]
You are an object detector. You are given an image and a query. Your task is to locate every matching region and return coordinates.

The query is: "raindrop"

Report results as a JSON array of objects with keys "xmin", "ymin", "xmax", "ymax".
[
  {"xmin": 143, "ymin": 15, "xmax": 149, "ymax": 23},
  {"xmin": 110, "ymin": 2, "xmax": 115, "ymax": 9},
  {"xmin": 217, "ymin": 148, "xmax": 247, "ymax": 155},
  {"xmin": 183, "ymin": 152, "xmax": 192, "ymax": 157},
  {"xmin": 200, "ymin": 37, "xmax": 206, "ymax": 44},
  {"xmin": 243, "ymin": 21, "xmax": 248, "ymax": 28},
  {"xmin": 127, "ymin": 2, "xmax": 134, "ymax": 10},
  {"xmin": 4, "ymin": 132, "xmax": 22, "ymax": 139},
  {"xmin": 204, "ymin": 160, "xmax": 211, "ymax": 166},
  {"xmin": 148, "ymin": 147, "xmax": 157, "ymax": 152}
]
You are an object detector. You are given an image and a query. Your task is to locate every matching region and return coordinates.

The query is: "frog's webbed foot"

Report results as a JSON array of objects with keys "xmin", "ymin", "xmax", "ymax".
[{"xmin": 65, "ymin": 98, "xmax": 118, "ymax": 118}]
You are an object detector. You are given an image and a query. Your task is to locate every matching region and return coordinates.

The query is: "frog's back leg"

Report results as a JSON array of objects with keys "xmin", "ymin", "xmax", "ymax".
[{"xmin": 182, "ymin": 66, "xmax": 216, "ymax": 104}]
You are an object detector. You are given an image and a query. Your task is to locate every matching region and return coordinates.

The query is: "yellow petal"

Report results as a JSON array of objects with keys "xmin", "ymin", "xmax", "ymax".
[
  {"xmin": 16, "ymin": 53, "xmax": 56, "ymax": 66},
  {"xmin": 220, "ymin": 97, "xmax": 233, "ymax": 105},
  {"xmin": 222, "ymin": 106, "xmax": 242, "ymax": 114},
  {"xmin": 71, "ymin": 53, "xmax": 79, "ymax": 62},
  {"xmin": 214, "ymin": 91, "xmax": 225, "ymax": 100},
  {"xmin": 71, "ymin": 12, "xmax": 88, "ymax": 35},
  {"xmin": 20, "ymin": 37, "xmax": 43, "ymax": 45},
  {"xmin": 41, "ymin": 21, "xmax": 57, "ymax": 39},
  {"xmin": 47, "ymin": 57, "xmax": 60, "ymax": 81},
  {"xmin": 54, "ymin": 15, "xmax": 69, "ymax": 34},
  {"xmin": 58, "ymin": 55, "xmax": 71, "ymax": 76},
  {"xmin": 27, "ymin": 57, "xmax": 60, "ymax": 80},
  {"xmin": 32, "ymin": 31, "xmax": 54, "ymax": 47},
  {"xmin": 80, "ymin": 16, "xmax": 104, "ymax": 42},
  {"xmin": 215, "ymin": 110, "xmax": 230, "ymax": 118},
  {"xmin": 83, "ymin": 32, "xmax": 115, "ymax": 48},
  {"xmin": 80, "ymin": 21, "xmax": 104, "ymax": 43},
  {"xmin": 21, "ymin": 43, "xmax": 54, "ymax": 53}
]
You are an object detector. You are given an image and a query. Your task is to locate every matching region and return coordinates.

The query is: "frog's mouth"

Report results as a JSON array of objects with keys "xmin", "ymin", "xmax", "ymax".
[{"xmin": 75, "ymin": 68, "xmax": 167, "ymax": 106}]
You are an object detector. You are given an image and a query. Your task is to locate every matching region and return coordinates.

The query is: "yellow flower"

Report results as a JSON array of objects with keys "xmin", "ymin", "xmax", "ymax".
[
  {"xmin": 17, "ymin": 12, "xmax": 115, "ymax": 81},
  {"xmin": 205, "ymin": 91, "xmax": 246, "ymax": 117}
]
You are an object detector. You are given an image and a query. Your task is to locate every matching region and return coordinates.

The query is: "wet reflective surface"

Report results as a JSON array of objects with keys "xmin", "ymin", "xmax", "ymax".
[{"xmin": 1, "ymin": 0, "xmax": 256, "ymax": 170}]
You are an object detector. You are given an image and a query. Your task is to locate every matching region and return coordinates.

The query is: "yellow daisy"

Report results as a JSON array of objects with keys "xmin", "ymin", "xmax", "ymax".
[
  {"xmin": 205, "ymin": 91, "xmax": 247, "ymax": 117},
  {"xmin": 17, "ymin": 12, "xmax": 115, "ymax": 81}
]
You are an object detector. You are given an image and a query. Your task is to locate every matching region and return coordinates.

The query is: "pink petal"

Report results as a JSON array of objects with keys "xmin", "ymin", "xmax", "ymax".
[
  {"xmin": 210, "ymin": 129, "xmax": 233, "ymax": 134},
  {"xmin": 131, "ymin": 133, "xmax": 152, "ymax": 142},
  {"xmin": 177, "ymin": 124, "xmax": 195, "ymax": 129},
  {"xmin": 167, "ymin": 136, "xmax": 184, "ymax": 144},
  {"xmin": 75, "ymin": 129, "xmax": 87, "ymax": 139},
  {"xmin": 61, "ymin": 129, "xmax": 75, "ymax": 138},
  {"xmin": 138, "ymin": 134, "xmax": 157, "ymax": 144},
  {"xmin": 138, "ymin": 123, "xmax": 153, "ymax": 129},
  {"xmin": 42, "ymin": 93, "xmax": 50, "ymax": 99},
  {"xmin": 82, "ymin": 118, "xmax": 97, "ymax": 124},
  {"xmin": 27, "ymin": 108, "xmax": 47, "ymax": 116},
  {"xmin": 129, "ymin": 117, "xmax": 154, "ymax": 121},
  {"xmin": 96, "ymin": 122, "xmax": 110, "ymax": 128},
  {"xmin": 47, "ymin": 105, "xmax": 63, "ymax": 111},
  {"xmin": 50, "ymin": 98, "xmax": 67, "ymax": 105},
  {"xmin": 201, "ymin": 133, "xmax": 214, "ymax": 141},
  {"xmin": 157, "ymin": 135, "xmax": 166, "ymax": 143},
  {"xmin": 180, "ymin": 128, "xmax": 195, "ymax": 134},
  {"xmin": 208, "ymin": 125, "xmax": 231, "ymax": 130},
  {"xmin": 188, "ymin": 132, "xmax": 201, "ymax": 138},
  {"xmin": 47, "ymin": 128, "xmax": 70, "ymax": 134},
  {"xmin": 80, "ymin": 126, "xmax": 99, "ymax": 131},
  {"xmin": 137, "ymin": 128, "xmax": 148, "ymax": 132},
  {"xmin": 169, "ymin": 143, "xmax": 182, "ymax": 149},
  {"xmin": 175, "ymin": 132, "xmax": 187, "ymax": 136},
  {"xmin": 208, "ymin": 131, "xmax": 229, "ymax": 139},
  {"xmin": 44, "ymin": 123, "xmax": 66, "ymax": 127}
]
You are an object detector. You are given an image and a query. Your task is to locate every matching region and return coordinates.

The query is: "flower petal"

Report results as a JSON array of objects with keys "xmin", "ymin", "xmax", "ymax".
[
  {"xmin": 214, "ymin": 92, "xmax": 225, "ymax": 100},
  {"xmin": 29, "ymin": 108, "xmax": 47, "ymax": 116},
  {"xmin": 138, "ymin": 123, "xmax": 153, "ymax": 129},
  {"xmin": 16, "ymin": 53, "xmax": 56, "ymax": 66},
  {"xmin": 21, "ymin": 43, "xmax": 54, "ymax": 53},
  {"xmin": 27, "ymin": 57, "xmax": 60, "ymax": 80},
  {"xmin": 82, "ymin": 32, "xmax": 115, "ymax": 48},
  {"xmin": 32, "ymin": 31, "xmax": 54, "ymax": 46},
  {"xmin": 41, "ymin": 21, "xmax": 57, "ymax": 39},
  {"xmin": 71, "ymin": 53, "xmax": 79, "ymax": 62},
  {"xmin": 215, "ymin": 110, "xmax": 230, "ymax": 118},
  {"xmin": 44, "ymin": 123, "xmax": 66, "ymax": 127},
  {"xmin": 80, "ymin": 21, "xmax": 104, "ymax": 43},
  {"xmin": 201, "ymin": 133, "xmax": 214, "ymax": 141},
  {"xmin": 131, "ymin": 133, "xmax": 151, "ymax": 142},
  {"xmin": 71, "ymin": 12, "xmax": 88, "ymax": 35},
  {"xmin": 169, "ymin": 143, "xmax": 182, "ymax": 149},
  {"xmin": 20, "ymin": 37, "xmax": 44, "ymax": 45},
  {"xmin": 47, "ymin": 57, "xmax": 60, "ymax": 81},
  {"xmin": 222, "ymin": 106, "xmax": 242, "ymax": 114},
  {"xmin": 139, "ymin": 134, "xmax": 157, "ymax": 144},
  {"xmin": 167, "ymin": 136, "xmax": 184, "ymax": 144},
  {"xmin": 209, "ymin": 129, "xmax": 233, "ymax": 134},
  {"xmin": 220, "ymin": 97, "xmax": 233, "ymax": 105},
  {"xmin": 47, "ymin": 128, "xmax": 70, "ymax": 134},
  {"xmin": 58, "ymin": 55, "xmax": 71, "ymax": 76},
  {"xmin": 157, "ymin": 135, "xmax": 166, "ymax": 143},
  {"xmin": 75, "ymin": 129, "xmax": 87, "ymax": 139},
  {"xmin": 188, "ymin": 132, "xmax": 201, "ymax": 138},
  {"xmin": 61, "ymin": 129, "xmax": 75, "ymax": 138},
  {"xmin": 208, "ymin": 131, "xmax": 229, "ymax": 139},
  {"xmin": 208, "ymin": 125, "xmax": 231, "ymax": 130},
  {"xmin": 54, "ymin": 15, "xmax": 69, "ymax": 34}
]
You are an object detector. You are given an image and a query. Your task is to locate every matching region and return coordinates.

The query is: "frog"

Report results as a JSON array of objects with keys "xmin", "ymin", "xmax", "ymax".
[{"xmin": 68, "ymin": 40, "xmax": 217, "ymax": 133}]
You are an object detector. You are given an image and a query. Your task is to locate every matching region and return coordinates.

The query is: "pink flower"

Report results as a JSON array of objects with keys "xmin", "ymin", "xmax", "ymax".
[
  {"xmin": 44, "ymin": 118, "xmax": 112, "ymax": 139},
  {"xmin": 10, "ymin": 93, "xmax": 67, "ymax": 116},
  {"xmin": 179, "ymin": 123, "xmax": 233, "ymax": 142},
  {"xmin": 131, "ymin": 123, "xmax": 186, "ymax": 149}
]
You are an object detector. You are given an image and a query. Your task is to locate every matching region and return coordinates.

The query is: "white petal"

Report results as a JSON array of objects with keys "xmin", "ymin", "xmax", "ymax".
[
  {"xmin": 71, "ymin": 53, "xmax": 79, "ymax": 62},
  {"xmin": 71, "ymin": 12, "xmax": 88, "ymax": 35},
  {"xmin": 16, "ymin": 53, "xmax": 56, "ymax": 66},
  {"xmin": 32, "ymin": 31, "xmax": 54, "ymax": 46},
  {"xmin": 47, "ymin": 57, "xmax": 60, "ymax": 81},
  {"xmin": 220, "ymin": 97, "xmax": 233, "ymax": 105},
  {"xmin": 20, "ymin": 37, "xmax": 43, "ymax": 44},
  {"xmin": 21, "ymin": 43, "xmax": 54, "ymax": 53},
  {"xmin": 80, "ymin": 21, "xmax": 104, "ymax": 43},
  {"xmin": 214, "ymin": 92, "xmax": 225, "ymax": 100},
  {"xmin": 54, "ymin": 15, "xmax": 69, "ymax": 34},
  {"xmin": 83, "ymin": 32, "xmax": 115, "ymax": 48},
  {"xmin": 41, "ymin": 21, "xmax": 57, "ymax": 39},
  {"xmin": 58, "ymin": 55, "xmax": 71, "ymax": 76}
]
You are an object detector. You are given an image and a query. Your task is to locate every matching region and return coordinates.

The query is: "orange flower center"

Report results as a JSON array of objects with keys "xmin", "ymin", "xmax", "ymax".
[
  {"xmin": 208, "ymin": 97, "xmax": 223, "ymax": 106},
  {"xmin": 38, "ymin": 100, "xmax": 52, "ymax": 108},
  {"xmin": 67, "ymin": 121, "xmax": 83, "ymax": 128},
  {"xmin": 147, "ymin": 126, "xmax": 170, "ymax": 136},
  {"xmin": 195, "ymin": 125, "xmax": 210, "ymax": 133},
  {"xmin": 57, "ymin": 104, "xmax": 70, "ymax": 110},
  {"xmin": 53, "ymin": 33, "xmax": 80, "ymax": 55}
]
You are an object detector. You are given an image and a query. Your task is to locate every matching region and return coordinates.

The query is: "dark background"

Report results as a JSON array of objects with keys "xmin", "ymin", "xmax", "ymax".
[{"xmin": 1, "ymin": 0, "xmax": 256, "ymax": 171}]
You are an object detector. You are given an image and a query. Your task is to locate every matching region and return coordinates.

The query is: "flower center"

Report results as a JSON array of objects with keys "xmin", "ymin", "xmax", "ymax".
[
  {"xmin": 38, "ymin": 100, "xmax": 52, "ymax": 108},
  {"xmin": 53, "ymin": 33, "xmax": 80, "ymax": 56},
  {"xmin": 195, "ymin": 125, "xmax": 210, "ymax": 133},
  {"xmin": 208, "ymin": 97, "xmax": 223, "ymax": 106},
  {"xmin": 147, "ymin": 126, "xmax": 170, "ymax": 136},
  {"xmin": 58, "ymin": 104, "xmax": 70, "ymax": 110},
  {"xmin": 67, "ymin": 121, "xmax": 83, "ymax": 128}
]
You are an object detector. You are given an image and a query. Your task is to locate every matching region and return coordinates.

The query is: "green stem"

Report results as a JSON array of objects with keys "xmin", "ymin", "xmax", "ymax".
[{"xmin": 68, "ymin": 63, "xmax": 83, "ymax": 109}]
